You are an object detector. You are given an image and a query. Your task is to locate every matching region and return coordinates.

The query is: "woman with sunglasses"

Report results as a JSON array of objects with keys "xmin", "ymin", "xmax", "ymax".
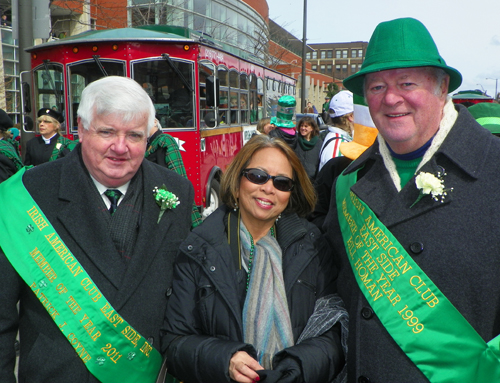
[
  {"xmin": 162, "ymin": 134, "xmax": 346, "ymax": 383},
  {"xmin": 24, "ymin": 108, "xmax": 76, "ymax": 166}
]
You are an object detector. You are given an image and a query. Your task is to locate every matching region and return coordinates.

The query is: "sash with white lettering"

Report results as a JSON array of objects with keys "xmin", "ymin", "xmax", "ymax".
[
  {"xmin": 0, "ymin": 169, "xmax": 162, "ymax": 383},
  {"xmin": 336, "ymin": 169, "xmax": 500, "ymax": 383}
]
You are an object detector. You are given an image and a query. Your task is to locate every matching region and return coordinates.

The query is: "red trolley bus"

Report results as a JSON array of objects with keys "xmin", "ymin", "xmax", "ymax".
[{"xmin": 21, "ymin": 25, "xmax": 297, "ymax": 216}]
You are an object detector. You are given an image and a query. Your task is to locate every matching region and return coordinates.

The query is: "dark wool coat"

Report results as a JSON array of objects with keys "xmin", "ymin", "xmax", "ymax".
[
  {"xmin": 324, "ymin": 105, "xmax": 500, "ymax": 382},
  {"xmin": 161, "ymin": 205, "xmax": 344, "ymax": 383},
  {"xmin": 294, "ymin": 137, "xmax": 323, "ymax": 181},
  {"xmin": 0, "ymin": 146, "xmax": 194, "ymax": 382},
  {"xmin": 24, "ymin": 134, "xmax": 59, "ymax": 166},
  {"xmin": 268, "ymin": 128, "xmax": 297, "ymax": 149}
]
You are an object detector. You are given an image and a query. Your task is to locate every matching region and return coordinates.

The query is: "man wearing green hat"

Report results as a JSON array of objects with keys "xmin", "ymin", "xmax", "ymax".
[{"xmin": 324, "ymin": 17, "xmax": 500, "ymax": 382}]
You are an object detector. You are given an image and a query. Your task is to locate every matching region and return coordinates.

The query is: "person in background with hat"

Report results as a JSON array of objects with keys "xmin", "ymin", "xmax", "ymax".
[
  {"xmin": 323, "ymin": 17, "xmax": 500, "ymax": 382},
  {"xmin": 318, "ymin": 90, "xmax": 354, "ymax": 171},
  {"xmin": 268, "ymin": 95, "xmax": 298, "ymax": 148},
  {"xmin": 7, "ymin": 126, "xmax": 20, "ymax": 155},
  {"xmin": 24, "ymin": 108, "xmax": 76, "ymax": 166},
  {"xmin": 0, "ymin": 109, "xmax": 22, "ymax": 183},
  {"xmin": 468, "ymin": 102, "xmax": 500, "ymax": 137},
  {"xmin": 310, "ymin": 96, "xmax": 377, "ymax": 230}
]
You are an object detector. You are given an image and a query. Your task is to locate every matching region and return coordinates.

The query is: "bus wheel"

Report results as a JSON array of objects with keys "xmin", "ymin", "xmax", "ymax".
[{"xmin": 202, "ymin": 179, "xmax": 220, "ymax": 219}]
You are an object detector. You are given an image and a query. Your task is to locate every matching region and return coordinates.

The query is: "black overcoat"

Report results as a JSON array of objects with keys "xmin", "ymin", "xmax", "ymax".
[
  {"xmin": 0, "ymin": 146, "xmax": 194, "ymax": 382},
  {"xmin": 162, "ymin": 205, "xmax": 344, "ymax": 383},
  {"xmin": 324, "ymin": 105, "xmax": 500, "ymax": 382}
]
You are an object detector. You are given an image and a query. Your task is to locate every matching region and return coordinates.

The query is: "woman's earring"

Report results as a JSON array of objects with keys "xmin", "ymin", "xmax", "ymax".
[
  {"xmin": 234, "ymin": 202, "xmax": 238, "ymax": 212},
  {"xmin": 276, "ymin": 214, "xmax": 281, "ymax": 222}
]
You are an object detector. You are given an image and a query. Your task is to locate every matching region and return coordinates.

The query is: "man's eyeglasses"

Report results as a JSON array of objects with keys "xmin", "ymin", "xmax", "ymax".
[
  {"xmin": 91, "ymin": 126, "xmax": 145, "ymax": 143},
  {"xmin": 241, "ymin": 168, "xmax": 294, "ymax": 192}
]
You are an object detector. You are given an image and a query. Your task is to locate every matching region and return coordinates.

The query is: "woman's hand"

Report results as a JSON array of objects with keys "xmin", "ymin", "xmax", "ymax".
[{"xmin": 229, "ymin": 351, "xmax": 263, "ymax": 383}]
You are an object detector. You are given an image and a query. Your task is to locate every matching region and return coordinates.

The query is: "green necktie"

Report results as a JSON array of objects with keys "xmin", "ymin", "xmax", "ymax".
[{"xmin": 104, "ymin": 189, "xmax": 122, "ymax": 215}]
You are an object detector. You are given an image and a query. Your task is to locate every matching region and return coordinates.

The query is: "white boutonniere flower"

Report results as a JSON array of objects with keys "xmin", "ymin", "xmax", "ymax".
[
  {"xmin": 56, "ymin": 143, "xmax": 62, "ymax": 150},
  {"xmin": 153, "ymin": 184, "xmax": 180, "ymax": 223},
  {"xmin": 411, "ymin": 169, "xmax": 453, "ymax": 208}
]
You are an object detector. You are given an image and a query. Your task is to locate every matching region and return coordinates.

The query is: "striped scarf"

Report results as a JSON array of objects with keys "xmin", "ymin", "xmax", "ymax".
[{"xmin": 240, "ymin": 221, "xmax": 294, "ymax": 369}]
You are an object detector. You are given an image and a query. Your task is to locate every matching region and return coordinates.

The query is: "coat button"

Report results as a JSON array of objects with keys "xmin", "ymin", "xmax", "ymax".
[
  {"xmin": 210, "ymin": 266, "xmax": 216, "ymax": 272},
  {"xmin": 358, "ymin": 376, "xmax": 371, "ymax": 383},
  {"xmin": 187, "ymin": 245, "xmax": 193, "ymax": 251},
  {"xmin": 409, "ymin": 242, "xmax": 424, "ymax": 254},
  {"xmin": 361, "ymin": 307, "xmax": 374, "ymax": 320},
  {"xmin": 165, "ymin": 287, "xmax": 172, "ymax": 297}
]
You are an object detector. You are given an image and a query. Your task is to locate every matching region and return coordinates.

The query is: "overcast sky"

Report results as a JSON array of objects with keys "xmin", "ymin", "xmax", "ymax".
[{"xmin": 268, "ymin": 0, "xmax": 500, "ymax": 98}]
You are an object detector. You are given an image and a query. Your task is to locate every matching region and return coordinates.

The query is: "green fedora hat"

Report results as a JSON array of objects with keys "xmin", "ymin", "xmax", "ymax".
[
  {"xmin": 468, "ymin": 102, "xmax": 500, "ymax": 134},
  {"xmin": 343, "ymin": 18, "xmax": 462, "ymax": 97},
  {"xmin": 270, "ymin": 95, "xmax": 296, "ymax": 128}
]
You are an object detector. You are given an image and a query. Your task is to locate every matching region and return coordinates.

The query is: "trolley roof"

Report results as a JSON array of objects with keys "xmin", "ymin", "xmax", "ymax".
[{"xmin": 26, "ymin": 25, "xmax": 265, "ymax": 66}]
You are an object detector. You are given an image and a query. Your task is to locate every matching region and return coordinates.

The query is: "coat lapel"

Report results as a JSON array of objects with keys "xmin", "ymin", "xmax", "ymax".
[
  {"xmin": 56, "ymin": 150, "xmax": 126, "ymax": 290},
  {"xmin": 112, "ymin": 161, "xmax": 179, "ymax": 309}
]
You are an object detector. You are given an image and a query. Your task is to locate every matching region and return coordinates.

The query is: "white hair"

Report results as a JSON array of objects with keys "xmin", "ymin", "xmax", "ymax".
[
  {"xmin": 77, "ymin": 76, "xmax": 155, "ymax": 135},
  {"xmin": 362, "ymin": 66, "xmax": 450, "ymax": 100}
]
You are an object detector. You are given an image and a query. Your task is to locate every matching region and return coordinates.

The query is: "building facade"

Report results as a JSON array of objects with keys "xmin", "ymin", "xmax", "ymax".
[{"xmin": 307, "ymin": 41, "xmax": 368, "ymax": 82}]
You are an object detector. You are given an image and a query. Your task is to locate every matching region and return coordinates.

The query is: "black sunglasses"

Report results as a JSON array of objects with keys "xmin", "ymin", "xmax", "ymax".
[{"xmin": 241, "ymin": 168, "xmax": 294, "ymax": 192}]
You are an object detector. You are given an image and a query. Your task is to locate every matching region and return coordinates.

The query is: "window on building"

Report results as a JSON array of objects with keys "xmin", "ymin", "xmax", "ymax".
[
  {"xmin": 326, "ymin": 50, "xmax": 333, "ymax": 58},
  {"xmin": 335, "ymin": 65, "xmax": 341, "ymax": 74},
  {"xmin": 320, "ymin": 51, "xmax": 326, "ymax": 59},
  {"xmin": 336, "ymin": 50, "xmax": 341, "ymax": 59},
  {"xmin": 342, "ymin": 64, "xmax": 347, "ymax": 74},
  {"xmin": 312, "ymin": 65, "xmax": 317, "ymax": 72},
  {"xmin": 358, "ymin": 49, "xmax": 363, "ymax": 58},
  {"xmin": 306, "ymin": 52, "xmax": 310, "ymax": 59},
  {"xmin": 351, "ymin": 64, "xmax": 357, "ymax": 73},
  {"xmin": 312, "ymin": 51, "xmax": 317, "ymax": 59},
  {"xmin": 352, "ymin": 50, "xmax": 357, "ymax": 58},
  {"xmin": 342, "ymin": 50, "xmax": 348, "ymax": 58},
  {"xmin": 327, "ymin": 64, "xmax": 332, "ymax": 74},
  {"xmin": 320, "ymin": 65, "xmax": 326, "ymax": 74}
]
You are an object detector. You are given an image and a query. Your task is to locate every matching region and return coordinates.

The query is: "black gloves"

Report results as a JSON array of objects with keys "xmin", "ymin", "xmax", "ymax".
[{"xmin": 256, "ymin": 357, "xmax": 303, "ymax": 383}]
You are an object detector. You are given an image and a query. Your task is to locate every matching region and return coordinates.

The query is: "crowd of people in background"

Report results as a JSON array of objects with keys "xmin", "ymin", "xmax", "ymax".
[{"xmin": 2, "ymin": 16, "xmax": 500, "ymax": 383}]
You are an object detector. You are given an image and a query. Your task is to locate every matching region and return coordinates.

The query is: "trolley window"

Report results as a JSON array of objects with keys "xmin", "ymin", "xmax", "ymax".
[
  {"xmin": 67, "ymin": 59, "xmax": 125, "ymax": 131},
  {"xmin": 133, "ymin": 58, "xmax": 195, "ymax": 130}
]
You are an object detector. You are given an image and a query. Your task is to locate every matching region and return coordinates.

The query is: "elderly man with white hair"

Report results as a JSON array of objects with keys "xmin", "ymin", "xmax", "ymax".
[
  {"xmin": 324, "ymin": 17, "xmax": 500, "ymax": 382},
  {"xmin": 0, "ymin": 76, "xmax": 194, "ymax": 382}
]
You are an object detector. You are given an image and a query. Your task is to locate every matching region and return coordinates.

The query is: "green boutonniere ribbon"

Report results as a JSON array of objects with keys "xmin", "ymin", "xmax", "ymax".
[{"xmin": 153, "ymin": 185, "xmax": 179, "ymax": 223}]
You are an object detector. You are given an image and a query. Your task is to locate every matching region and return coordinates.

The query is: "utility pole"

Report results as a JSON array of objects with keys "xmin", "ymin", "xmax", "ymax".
[
  {"xmin": 16, "ymin": 0, "xmax": 51, "ymax": 135},
  {"xmin": 17, "ymin": 0, "xmax": 51, "ymax": 73},
  {"xmin": 300, "ymin": 0, "xmax": 307, "ymax": 112},
  {"xmin": 486, "ymin": 78, "xmax": 499, "ymax": 101}
]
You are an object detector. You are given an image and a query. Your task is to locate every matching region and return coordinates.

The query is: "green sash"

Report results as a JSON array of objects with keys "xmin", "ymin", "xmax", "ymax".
[
  {"xmin": 336, "ymin": 169, "xmax": 500, "ymax": 383},
  {"xmin": 0, "ymin": 169, "xmax": 162, "ymax": 383}
]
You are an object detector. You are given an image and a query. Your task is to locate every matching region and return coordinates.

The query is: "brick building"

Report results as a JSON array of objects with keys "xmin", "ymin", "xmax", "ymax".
[{"xmin": 307, "ymin": 41, "xmax": 368, "ymax": 82}]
